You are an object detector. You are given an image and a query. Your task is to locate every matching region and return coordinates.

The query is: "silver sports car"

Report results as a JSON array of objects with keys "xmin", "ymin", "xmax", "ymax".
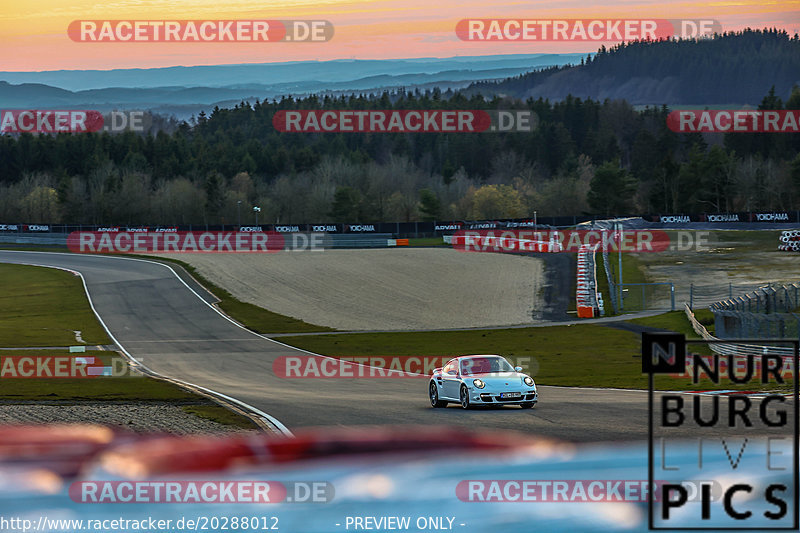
[{"xmin": 429, "ymin": 355, "xmax": 537, "ymax": 409}]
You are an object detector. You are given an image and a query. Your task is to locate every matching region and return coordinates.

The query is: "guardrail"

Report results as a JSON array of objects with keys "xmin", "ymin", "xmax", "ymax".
[{"xmin": 685, "ymin": 303, "xmax": 795, "ymax": 357}]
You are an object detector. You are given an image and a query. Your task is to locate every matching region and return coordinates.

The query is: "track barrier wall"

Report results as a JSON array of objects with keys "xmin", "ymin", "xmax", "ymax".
[
  {"xmin": 576, "ymin": 244, "xmax": 602, "ymax": 318},
  {"xmin": 0, "ymin": 210, "xmax": 798, "ymax": 240}
]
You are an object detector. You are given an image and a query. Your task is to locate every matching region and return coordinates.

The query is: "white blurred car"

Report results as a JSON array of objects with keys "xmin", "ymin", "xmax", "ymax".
[{"xmin": 429, "ymin": 355, "xmax": 537, "ymax": 409}]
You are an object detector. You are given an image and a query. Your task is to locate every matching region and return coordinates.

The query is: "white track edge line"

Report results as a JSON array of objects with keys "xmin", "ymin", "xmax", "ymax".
[{"xmin": 0, "ymin": 254, "xmax": 293, "ymax": 436}]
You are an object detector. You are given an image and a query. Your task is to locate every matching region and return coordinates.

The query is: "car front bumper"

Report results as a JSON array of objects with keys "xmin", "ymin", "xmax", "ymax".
[{"xmin": 469, "ymin": 389, "xmax": 538, "ymax": 404}]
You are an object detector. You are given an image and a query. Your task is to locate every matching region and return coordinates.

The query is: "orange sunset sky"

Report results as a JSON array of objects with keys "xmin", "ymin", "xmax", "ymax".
[{"xmin": 1, "ymin": 0, "xmax": 798, "ymax": 72}]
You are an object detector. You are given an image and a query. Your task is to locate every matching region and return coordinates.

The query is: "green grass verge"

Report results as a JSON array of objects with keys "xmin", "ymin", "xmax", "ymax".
[
  {"xmin": 0, "ymin": 264, "xmax": 111, "ymax": 347},
  {"xmin": 279, "ymin": 323, "xmax": 645, "ymax": 388},
  {"xmin": 629, "ymin": 309, "xmax": 715, "ymax": 357},
  {"xmin": 278, "ymin": 310, "xmax": 785, "ymax": 391},
  {"xmin": 182, "ymin": 406, "xmax": 259, "ymax": 429},
  {"xmin": 0, "ymin": 245, "xmax": 70, "ymax": 253},
  {"xmin": 134, "ymin": 255, "xmax": 335, "ymax": 334},
  {"xmin": 629, "ymin": 309, "xmax": 715, "ymax": 338},
  {"xmin": 0, "ymin": 351, "xmax": 195, "ymax": 401},
  {"xmin": 0, "ymin": 350, "xmax": 260, "ymax": 426},
  {"xmin": 407, "ymin": 237, "xmax": 446, "ymax": 246}
]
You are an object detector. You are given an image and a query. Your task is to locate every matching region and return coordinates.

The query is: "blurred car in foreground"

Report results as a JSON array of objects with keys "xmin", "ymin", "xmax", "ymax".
[{"xmin": 1, "ymin": 424, "xmax": 795, "ymax": 532}]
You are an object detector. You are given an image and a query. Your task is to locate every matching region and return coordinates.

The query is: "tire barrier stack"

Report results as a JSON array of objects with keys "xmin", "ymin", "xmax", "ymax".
[
  {"xmin": 576, "ymin": 243, "xmax": 602, "ymax": 318},
  {"xmin": 778, "ymin": 230, "xmax": 800, "ymax": 251}
]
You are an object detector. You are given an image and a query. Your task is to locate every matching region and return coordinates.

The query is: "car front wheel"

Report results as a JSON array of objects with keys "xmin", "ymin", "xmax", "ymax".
[
  {"xmin": 521, "ymin": 402, "xmax": 535, "ymax": 409},
  {"xmin": 460, "ymin": 385, "xmax": 471, "ymax": 409},
  {"xmin": 429, "ymin": 382, "xmax": 447, "ymax": 408}
]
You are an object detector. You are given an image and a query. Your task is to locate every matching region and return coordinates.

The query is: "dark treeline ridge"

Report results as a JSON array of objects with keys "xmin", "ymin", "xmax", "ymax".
[
  {"xmin": 468, "ymin": 29, "xmax": 800, "ymax": 105},
  {"xmin": 0, "ymin": 30, "xmax": 799, "ymax": 225}
]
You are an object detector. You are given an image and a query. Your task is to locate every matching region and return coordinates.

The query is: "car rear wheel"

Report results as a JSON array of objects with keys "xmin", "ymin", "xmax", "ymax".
[
  {"xmin": 521, "ymin": 402, "xmax": 535, "ymax": 409},
  {"xmin": 429, "ymin": 382, "xmax": 447, "ymax": 408},
  {"xmin": 460, "ymin": 385, "xmax": 471, "ymax": 409}
]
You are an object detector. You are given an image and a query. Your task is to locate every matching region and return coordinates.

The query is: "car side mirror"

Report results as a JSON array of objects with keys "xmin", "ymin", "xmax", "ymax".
[{"xmin": 514, "ymin": 366, "xmax": 523, "ymax": 372}]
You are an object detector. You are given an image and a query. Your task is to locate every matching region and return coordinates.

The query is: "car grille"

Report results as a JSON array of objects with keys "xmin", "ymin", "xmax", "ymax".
[{"xmin": 479, "ymin": 392, "xmax": 536, "ymax": 403}]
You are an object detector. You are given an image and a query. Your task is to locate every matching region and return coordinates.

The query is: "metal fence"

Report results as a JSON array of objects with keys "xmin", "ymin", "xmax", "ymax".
[
  {"xmin": 600, "ymin": 248, "xmax": 674, "ymax": 313},
  {"xmin": 619, "ymin": 282, "xmax": 675, "ymax": 311},
  {"xmin": 685, "ymin": 304, "xmax": 796, "ymax": 358},
  {"xmin": 600, "ymin": 248, "xmax": 618, "ymax": 314},
  {"xmin": 712, "ymin": 309, "xmax": 800, "ymax": 340},
  {"xmin": 705, "ymin": 282, "xmax": 800, "ymax": 341},
  {"xmin": 686, "ymin": 282, "xmax": 772, "ymax": 309},
  {"xmin": 710, "ymin": 282, "xmax": 800, "ymax": 314}
]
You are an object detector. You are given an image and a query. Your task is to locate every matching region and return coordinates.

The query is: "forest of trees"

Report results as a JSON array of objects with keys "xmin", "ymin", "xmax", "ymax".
[
  {"xmin": 0, "ymin": 31, "xmax": 799, "ymax": 225},
  {"xmin": 469, "ymin": 28, "xmax": 800, "ymax": 105}
]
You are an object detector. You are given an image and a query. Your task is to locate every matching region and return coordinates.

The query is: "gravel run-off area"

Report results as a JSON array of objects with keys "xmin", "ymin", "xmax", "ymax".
[
  {"xmin": 165, "ymin": 248, "xmax": 547, "ymax": 331},
  {"xmin": 632, "ymin": 241, "xmax": 800, "ymax": 307},
  {"xmin": 0, "ymin": 402, "xmax": 256, "ymax": 434}
]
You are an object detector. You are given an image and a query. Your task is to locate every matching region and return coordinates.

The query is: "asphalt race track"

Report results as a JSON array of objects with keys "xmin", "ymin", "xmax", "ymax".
[{"xmin": 0, "ymin": 250, "xmax": 759, "ymax": 443}]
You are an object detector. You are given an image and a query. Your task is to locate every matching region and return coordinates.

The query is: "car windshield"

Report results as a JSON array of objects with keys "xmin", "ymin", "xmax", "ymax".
[{"xmin": 460, "ymin": 357, "xmax": 514, "ymax": 375}]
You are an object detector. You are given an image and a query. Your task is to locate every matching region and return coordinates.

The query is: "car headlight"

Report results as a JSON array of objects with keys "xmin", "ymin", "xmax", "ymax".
[
  {"xmin": 473, "ymin": 379, "xmax": 485, "ymax": 389},
  {"xmin": 524, "ymin": 376, "xmax": 534, "ymax": 387}
]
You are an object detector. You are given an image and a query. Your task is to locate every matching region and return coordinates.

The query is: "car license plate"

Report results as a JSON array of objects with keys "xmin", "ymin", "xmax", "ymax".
[{"xmin": 501, "ymin": 392, "xmax": 521, "ymax": 399}]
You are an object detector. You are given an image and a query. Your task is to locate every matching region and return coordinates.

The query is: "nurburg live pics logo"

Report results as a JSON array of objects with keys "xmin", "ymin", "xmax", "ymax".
[{"xmin": 643, "ymin": 333, "xmax": 799, "ymax": 529}]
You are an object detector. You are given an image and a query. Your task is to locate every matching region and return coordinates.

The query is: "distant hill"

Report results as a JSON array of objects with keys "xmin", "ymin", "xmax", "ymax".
[
  {"xmin": 0, "ymin": 53, "xmax": 584, "ymax": 119},
  {"xmin": 466, "ymin": 29, "xmax": 800, "ymax": 106},
  {"xmin": 0, "ymin": 54, "xmax": 585, "ymax": 91}
]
